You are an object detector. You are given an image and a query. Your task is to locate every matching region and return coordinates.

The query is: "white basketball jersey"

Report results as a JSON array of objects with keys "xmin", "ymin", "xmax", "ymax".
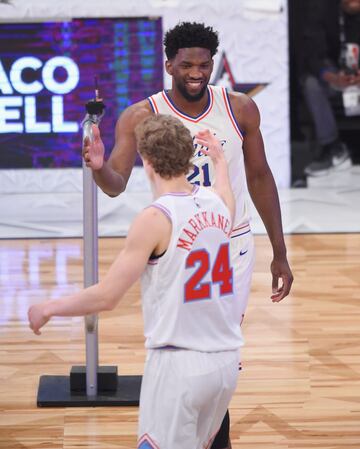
[
  {"xmin": 148, "ymin": 85, "xmax": 250, "ymax": 234},
  {"xmin": 141, "ymin": 185, "xmax": 244, "ymax": 352}
]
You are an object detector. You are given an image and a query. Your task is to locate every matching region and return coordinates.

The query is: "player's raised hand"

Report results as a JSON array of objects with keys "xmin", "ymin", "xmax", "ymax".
[
  {"xmin": 195, "ymin": 129, "xmax": 224, "ymax": 164},
  {"xmin": 195, "ymin": 129, "xmax": 235, "ymax": 220},
  {"xmin": 82, "ymin": 124, "xmax": 105, "ymax": 170}
]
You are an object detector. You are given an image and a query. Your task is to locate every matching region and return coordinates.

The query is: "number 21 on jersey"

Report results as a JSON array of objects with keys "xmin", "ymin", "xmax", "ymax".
[
  {"xmin": 184, "ymin": 243, "xmax": 233, "ymax": 302},
  {"xmin": 187, "ymin": 162, "xmax": 211, "ymax": 186}
]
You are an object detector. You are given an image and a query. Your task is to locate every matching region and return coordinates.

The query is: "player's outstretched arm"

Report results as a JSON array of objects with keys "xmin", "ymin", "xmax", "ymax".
[
  {"xmin": 82, "ymin": 101, "xmax": 152, "ymax": 197},
  {"xmin": 195, "ymin": 129, "xmax": 235, "ymax": 222},
  {"xmin": 28, "ymin": 207, "xmax": 170, "ymax": 335}
]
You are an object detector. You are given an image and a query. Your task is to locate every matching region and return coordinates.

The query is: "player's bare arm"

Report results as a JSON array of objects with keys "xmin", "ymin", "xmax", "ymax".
[
  {"xmin": 230, "ymin": 92, "xmax": 293, "ymax": 302},
  {"xmin": 195, "ymin": 129, "xmax": 235, "ymax": 223},
  {"xmin": 28, "ymin": 207, "xmax": 171, "ymax": 335},
  {"xmin": 83, "ymin": 100, "xmax": 153, "ymax": 197}
]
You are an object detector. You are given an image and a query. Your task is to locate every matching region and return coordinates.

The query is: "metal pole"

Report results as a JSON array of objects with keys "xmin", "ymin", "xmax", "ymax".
[
  {"xmin": 37, "ymin": 106, "xmax": 142, "ymax": 406},
  {"xmin": 81, "ymin": 115, "xmax": 102, "ymax": 397}
]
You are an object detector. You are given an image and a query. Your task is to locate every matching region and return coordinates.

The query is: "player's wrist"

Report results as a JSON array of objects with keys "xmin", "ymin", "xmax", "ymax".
[
  {"xmin": 212, "ymin": 154, "xmax": 227, "ymax": 168},
  {"xmin": 92, "ymin": 159, "xmax": 104, "ymax": 171},
  {"xmin": 42, "ymin": 302, "xmax": 54, "ymax": 320},
  {"xmin": 272, "ymin": 248, "xmax": 287, "ymax": 260}
]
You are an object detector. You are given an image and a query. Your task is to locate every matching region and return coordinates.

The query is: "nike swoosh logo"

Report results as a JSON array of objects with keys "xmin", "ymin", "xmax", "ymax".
[{"xmin": 240, "ymin": 250, "xmax": 248, "ymax": 256}]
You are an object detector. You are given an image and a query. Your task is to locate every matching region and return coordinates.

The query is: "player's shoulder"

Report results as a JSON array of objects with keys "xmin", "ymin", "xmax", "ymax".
[
  {"xmin": 227, "ymin": 90, "xmax": 257, "ymax": 112},
  {"xmin": 125, "ymin": 203, "xmax": 171, "ymax": 253},
  {"xmin": 142, "ymin": 203, "xmax": 172, "ymax": 224},
  {"xmin": 128, "ymin": 204, "xmax": 171, "ymax": 237},
  {"xmin": 121, "ymin": 99, "xmax": 153, "ymax": 122},
  {"xmin": 115, "ymin": 99, "xmax": 153, "ymax": 133},
  {"xmin": 227, "ymin": 90, "xmax": 260, "ymax": 130}
]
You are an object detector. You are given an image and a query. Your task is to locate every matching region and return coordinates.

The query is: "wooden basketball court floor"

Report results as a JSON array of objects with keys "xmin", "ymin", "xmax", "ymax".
[{"xmin": 0, "ymin": 233, "xmax": 359, "ymax": 448}]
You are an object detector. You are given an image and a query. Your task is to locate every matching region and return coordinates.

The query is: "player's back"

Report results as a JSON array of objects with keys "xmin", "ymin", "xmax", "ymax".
[{"xmin": 141, "ymin": 185, "xmax": 244, "ymax": 352}]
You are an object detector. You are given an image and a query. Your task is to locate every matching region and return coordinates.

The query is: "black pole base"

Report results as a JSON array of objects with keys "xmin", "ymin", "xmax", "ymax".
[{"xmin": 37, "ymin": 368, "xmax": 142, "ymax": 407}]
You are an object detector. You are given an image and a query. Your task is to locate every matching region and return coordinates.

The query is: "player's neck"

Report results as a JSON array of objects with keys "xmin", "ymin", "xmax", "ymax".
[
  {"xmin": 167, "ymin": 88, "xmax": 209, "ymax": 117},
  {"xmin": 151, "ymin": 176, "xmax": 193, "ymax": 199}
]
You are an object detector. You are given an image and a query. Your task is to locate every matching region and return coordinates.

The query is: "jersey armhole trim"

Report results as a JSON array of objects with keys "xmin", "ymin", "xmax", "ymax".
[
  {"xmin": 148, "ymin": 96, "xmax": 159, "ymax": 113},
  {"xmin": 222, "ymin": 88, "xmax": 245, "ymax": 141},
  {"xmin": 147, "ymin": 203, "xmax": 172, "ymax": 223},
  {"xmin": 144, "ymin": 204, "xmax": 172, "ymax": 265},
  {"xmin": 149, "ymin": 248, "xmax": 167, "ymax": 261}
]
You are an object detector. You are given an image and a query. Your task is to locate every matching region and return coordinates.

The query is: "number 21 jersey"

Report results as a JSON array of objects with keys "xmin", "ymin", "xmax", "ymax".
[{"xmin": 148, "ymin": 85, "xmax": 250, "ymax": 232}]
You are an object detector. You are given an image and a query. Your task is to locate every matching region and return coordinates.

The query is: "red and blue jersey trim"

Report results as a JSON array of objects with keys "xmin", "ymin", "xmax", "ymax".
[
  {"xmin": 154, "ymin": 87, "xmax": 214, "ymax": 123},
  {"xmin": 138, "ymin": 434, "xmax": 160, "ymax": 449},
  {"xmin": 231, "ymin": 222, "xmax": 250, "ymax": 238},
  {"xmin": 147, "ymin": 96, "xmax": 159, "ymax": 113},
  {"xmin": 221, "ymin": 87, "xmax": 244, "ymax": 141}
]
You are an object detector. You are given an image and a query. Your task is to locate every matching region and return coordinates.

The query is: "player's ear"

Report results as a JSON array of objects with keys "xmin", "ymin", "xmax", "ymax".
[{"xmin": 165, "ymin": 60, "xmax": 173, "ymax": 76}]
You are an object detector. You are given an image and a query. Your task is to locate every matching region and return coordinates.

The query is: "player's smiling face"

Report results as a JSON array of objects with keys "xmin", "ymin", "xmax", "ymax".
[{"xmin": 166, "ymin": 48, "xmax": 214, "ymax": 102}]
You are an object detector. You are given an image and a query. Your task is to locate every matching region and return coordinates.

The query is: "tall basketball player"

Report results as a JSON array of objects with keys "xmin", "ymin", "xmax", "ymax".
[
  {"xmin": 30, "ymin": 115, "xmax": 241, "ymax": 449},
  {"xmin": 82, "ymin": 22, "xmax": 294, "ymax": 449}
]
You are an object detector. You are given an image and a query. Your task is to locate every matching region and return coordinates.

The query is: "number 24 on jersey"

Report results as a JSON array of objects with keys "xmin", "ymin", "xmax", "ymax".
[{"xmin": 184, "ymin": 243, "xmax": 233, "ymax": 302}]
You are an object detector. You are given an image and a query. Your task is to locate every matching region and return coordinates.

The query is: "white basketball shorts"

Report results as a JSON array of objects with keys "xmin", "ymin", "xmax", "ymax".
[
  {"xmin": 137, "ymin": 348, "xmax": 240, "ymax": 449},
  {"xmin": 230, "ymin": 229, "xmax": 255, "ymax": 322}
]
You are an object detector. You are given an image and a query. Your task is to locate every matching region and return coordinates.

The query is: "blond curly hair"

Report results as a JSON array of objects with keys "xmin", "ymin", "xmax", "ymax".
[{"xmin": 135, "ymin": 114, "xmax": 194, "ymax": 179}]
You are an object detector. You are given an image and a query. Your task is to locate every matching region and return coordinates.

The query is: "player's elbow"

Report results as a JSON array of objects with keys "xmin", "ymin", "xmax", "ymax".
[
  {"xmin": 102, "ymin": 183, "xmax": 126, "ymax": 198},
  {"xmin": 97, "ymin": 170, "xmax": 128, "ymax": 197},
  {"xmin": 247, "ymin": 163, "xmax": 270, "ymax": 180},
  {"xmin": 105, "ymin": 191, "xmax": 121, "ymax": 198}
]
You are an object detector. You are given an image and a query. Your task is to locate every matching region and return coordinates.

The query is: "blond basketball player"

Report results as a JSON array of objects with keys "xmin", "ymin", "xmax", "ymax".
[
  {"xmin": 83, "ymin": 22, "xmax": 294, "ymax": 449},
  {"xmin": 29, "ymin": 114, "xmax": 243, "ymax": 449}
]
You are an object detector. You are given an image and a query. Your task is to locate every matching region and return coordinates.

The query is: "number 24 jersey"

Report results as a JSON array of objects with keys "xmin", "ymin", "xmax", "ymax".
[{"xmin": 141, "ymin": 186, "xmax": 244, "ymax": 352}]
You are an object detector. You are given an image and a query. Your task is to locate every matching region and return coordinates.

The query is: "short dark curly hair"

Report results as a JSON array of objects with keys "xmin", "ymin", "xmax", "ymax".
[
  {"xmin": 164, "ymin": 22, "xmax": 219, "ymax": 60},
  {"xmin": 135, "ymin": 114, "xmax": 194, "ymax": 179}
]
